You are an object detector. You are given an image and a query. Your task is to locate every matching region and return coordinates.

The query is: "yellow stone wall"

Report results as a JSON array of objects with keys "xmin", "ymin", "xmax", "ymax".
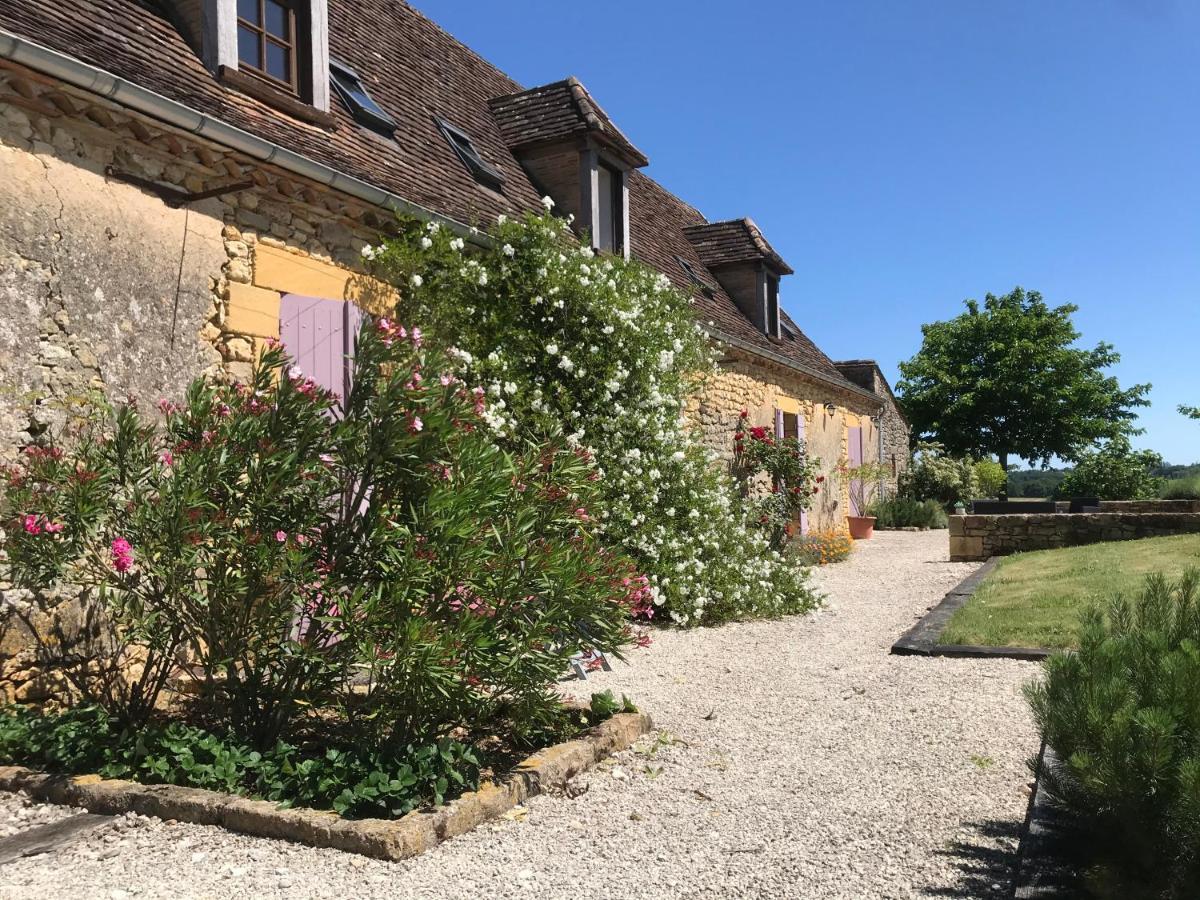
[{"xmin": 687, "ymin": 350, "xmax": 882, "ymax": 531}]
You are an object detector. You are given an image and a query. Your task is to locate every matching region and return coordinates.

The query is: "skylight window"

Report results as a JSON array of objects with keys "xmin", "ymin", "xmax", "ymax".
[
  {"xmin": 330, "ymin": 59, "xmax": 395, "ymax": 134},
  {"xmin": 675, "ymin": 255, "xmax": 714, "ymax": 296},
  {"xmin": 436, "ymin": 118, "xmax": 505, "ymax": 192}
]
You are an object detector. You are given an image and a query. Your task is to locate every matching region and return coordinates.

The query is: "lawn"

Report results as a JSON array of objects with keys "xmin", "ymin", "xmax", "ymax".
[{"xmin": 939, "ymin": 534, "xmax": 1200, "ymax": 649}]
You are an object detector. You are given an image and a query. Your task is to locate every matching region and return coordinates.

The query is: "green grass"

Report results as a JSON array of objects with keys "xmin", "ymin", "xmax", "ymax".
[{"xmin": 939, "ymin": 534, "xmax": 1200, "ymax": 649}]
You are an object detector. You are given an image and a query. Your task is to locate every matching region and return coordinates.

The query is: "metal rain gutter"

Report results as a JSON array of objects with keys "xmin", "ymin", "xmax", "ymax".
[{"xmin": 0, "ymin": 29, "xmax": 493, "ymax": 246}]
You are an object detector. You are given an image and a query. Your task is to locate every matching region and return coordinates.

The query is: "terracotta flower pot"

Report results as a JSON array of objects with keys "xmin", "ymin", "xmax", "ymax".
[{"xmin": 847, "ymin": 515, "xmax": 876, "ymax": 540}]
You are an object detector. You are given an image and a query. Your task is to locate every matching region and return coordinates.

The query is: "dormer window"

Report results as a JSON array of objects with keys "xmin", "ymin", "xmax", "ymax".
[
  {"xmin": 595, "ymin": 161, "xmax": 623, "ymax": 254},
  {"xmin": 767, "ymin": 273, "xmax": 781, "ymax": 339},
  {"xmin": 237, "ymin": 0, "xmax": 304, "ymax": 94},
  {"xmin": 330, "ymin": 59, "xmax": 395, "ymax": 135},
  {"xmin": 437, "ymin": 118, "xmax": 505, "ymax": 192}
]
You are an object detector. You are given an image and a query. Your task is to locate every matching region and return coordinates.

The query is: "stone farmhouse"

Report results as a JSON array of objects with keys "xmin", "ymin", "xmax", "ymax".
[{"xmin": 0, "ymin": 0, "xmax": 907, "ymax": 531}]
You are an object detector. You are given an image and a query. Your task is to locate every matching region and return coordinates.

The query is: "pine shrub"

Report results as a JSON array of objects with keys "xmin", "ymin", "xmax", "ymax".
[{"xmin": 1025, "ymin": 570, "xmax": 1200, "ymax": 898}]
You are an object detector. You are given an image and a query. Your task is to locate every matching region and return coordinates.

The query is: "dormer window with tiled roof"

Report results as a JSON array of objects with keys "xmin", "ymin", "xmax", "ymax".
[
  {"xmin": 489, "ymin": 77, "xmax": 648, "ymax": 260},
  {"xmin": 684, "ymin": 218, "xmax": 792, "ymax": 340},
  {"xmin": 437, "ymin": 118, "xmax": 505, "ymax": 192},
  {"xmin": 330, "ymin": 59, "xmax": 395, "ymax": 135}
]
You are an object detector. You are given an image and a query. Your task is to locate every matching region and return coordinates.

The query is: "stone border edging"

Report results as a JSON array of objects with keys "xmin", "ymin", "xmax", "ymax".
[
  {"xmin": 890, "ymin": 558, "xmax": 1053, "ymax": 661},
  {"xmin": 1012, "ymin": 743, "xmax": 1081, "ymax": 898},
  {"xmin": 0, "ymin": 711, "xmax": 652, "ymax": 861}
]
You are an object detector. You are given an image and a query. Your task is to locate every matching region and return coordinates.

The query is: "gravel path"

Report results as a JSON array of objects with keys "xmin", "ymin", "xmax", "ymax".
[{"xmin": 0, "ymin": 531, "xmax": 1041, "ymax": 899}]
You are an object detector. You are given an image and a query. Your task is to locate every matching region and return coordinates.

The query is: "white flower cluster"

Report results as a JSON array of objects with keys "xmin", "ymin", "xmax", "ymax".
[{"xmin": 388, "ymin": 210, "xmax": 816, "ymax": 626}]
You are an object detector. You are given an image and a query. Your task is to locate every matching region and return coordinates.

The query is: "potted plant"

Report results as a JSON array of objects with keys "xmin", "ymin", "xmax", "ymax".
[{"xmin": 837, "ymin": 460, "xmax": 892, "ymax": 539}]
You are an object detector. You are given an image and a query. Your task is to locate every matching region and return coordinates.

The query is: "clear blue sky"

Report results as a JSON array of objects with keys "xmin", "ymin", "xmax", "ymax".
[{"xmin": 416, "ymin": 0, "xmax": 1199, "ymax": 465}]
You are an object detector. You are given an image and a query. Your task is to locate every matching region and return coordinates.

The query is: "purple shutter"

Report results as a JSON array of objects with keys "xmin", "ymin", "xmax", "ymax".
[
  {"xmin": 279, "ymin": 294, "xmax": 359, "ymax": 413},
  {"xmin": 799, "ymin": 413, "xmax": 809, "ymax": 535},
  {"xmin": 848, "ymin": 425, "xmax": 864, "ymax": 516},
  {"xmin": 774, "ymin": 408, "xmax": 783, "ymax": 438}
]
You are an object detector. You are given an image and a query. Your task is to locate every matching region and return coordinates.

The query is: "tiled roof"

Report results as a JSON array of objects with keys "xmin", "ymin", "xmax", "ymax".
[
  {"xmin": 0, "ymin": 0, "xmax": 869, "ymax": 398},
  {"xmin": 683, "ymin": 218, "xmax": 794, "ymax": 275},
  {"xmin": 489, "ymin": 77, "xmax": 648, "ymax": 167}
]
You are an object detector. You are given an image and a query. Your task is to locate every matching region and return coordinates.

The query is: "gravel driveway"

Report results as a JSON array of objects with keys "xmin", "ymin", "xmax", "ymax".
[{"xmin": 0, "ymin": 531, "xmax": 1041, "ymax": 899}]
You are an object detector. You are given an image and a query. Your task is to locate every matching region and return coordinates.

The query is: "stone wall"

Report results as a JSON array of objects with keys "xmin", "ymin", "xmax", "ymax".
[
  {"xmin": 685, "ymin": 349, "xmax": 882, "ymax": 531},
  {"xmin": 948, "ymin": 512, "xmax": 1200, "ymax": 562},
  {"xmin": 0, "ymin": 62, "xmax": 397, "ymax": 459},
  {"xmin": 0, "ymin": 63, "xmax": 398, "ymax": 696}
]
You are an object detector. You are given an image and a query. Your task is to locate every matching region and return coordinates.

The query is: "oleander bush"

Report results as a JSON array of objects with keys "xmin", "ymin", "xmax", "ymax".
[
  {"xmin": 362, "ymin": 210, "xmax": 818, "ymax": 626},
  {"xmin": 1025, "ymin": 570, "xmax": 1200, "ymax": 898},
  {"xmin": 867, "ymin": 497, "xmax": 948, "ymax": 530},
  {"xmin": 2, "ymin": 320, "xmax": 647, "ymax": 762},
  {"xmin": 790, "ymin": 529, "xmax": 853, "ymax": 566}
]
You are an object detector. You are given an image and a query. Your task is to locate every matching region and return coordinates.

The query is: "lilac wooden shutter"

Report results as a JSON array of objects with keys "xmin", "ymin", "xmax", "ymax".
[
  {"xmin": 279, "ymin": 295, "xmax": 360, "ymax": 412},
  {"xmin": 799, "ymin": 414, "xmax": 809, "ymax": 535},
  {"xmin": 848, "ymin": 425, "xmax": 864, "ymax": 516},
  {"xmin": 774, "ymin": 408, "xmax": 783, "ymax": 438}
]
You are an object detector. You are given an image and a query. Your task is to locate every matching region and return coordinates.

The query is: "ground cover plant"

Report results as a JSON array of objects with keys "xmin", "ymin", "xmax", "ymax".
[
  {"xmin": 1026, "ymin": 570, "xmax": 1200, "ymax": 898},
  {"xmin": 0, "ymin": 321, "xmax": 647, "ymax": 817},
  {"xmin": 791, "ymin": 529, "xmax": 853, "ymax": 566},
  {"xmin": 363, "ymin": 210, "xmax": 818, "ymax": 626},
  {"xmin": 940, "ymin": 535, "xmax": 1200, "ymax": 649}
]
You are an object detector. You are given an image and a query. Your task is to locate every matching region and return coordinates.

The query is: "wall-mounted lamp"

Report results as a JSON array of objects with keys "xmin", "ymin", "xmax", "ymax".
[{"xmin": 824, "ymin": 402, "xmax": 837, "ymax": 417}]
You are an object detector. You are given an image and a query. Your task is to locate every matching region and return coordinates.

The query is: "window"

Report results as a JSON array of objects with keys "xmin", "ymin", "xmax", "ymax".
[
  {"xmin": 766, "ymin": 273, "xmax": 780, "ymax": 338},
  {"xmin": 237, "ymin": 0, "xmax": 304, "ymax": 94},
  {"xmin": 437, "ymin": 118, "xmax": 505, "ymax": 192},
  {"xmin": 675, "ymin": 255, "xmax": 714, "ymax": 296},
  {"xmin": 330, "ymin": 59, "xmax": 395, "ymax": 134},
  {"xmin": 781, "ymin": 411, "xmax": 800, "ymax": 440},
  {"xmin": 595, "ymin": 161, "xmax": 623, "ymax": 253}
]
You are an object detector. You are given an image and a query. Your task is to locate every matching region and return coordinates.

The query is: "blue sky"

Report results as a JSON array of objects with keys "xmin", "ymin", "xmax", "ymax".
[{"xmin": 416, "ymin": 0, "xmax": 1199, "ymax": 465}]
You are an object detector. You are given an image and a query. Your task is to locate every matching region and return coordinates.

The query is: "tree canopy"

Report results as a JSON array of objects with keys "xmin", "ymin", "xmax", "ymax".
[{"xmin": 897, "ymin": 287, "xmax": 1150, "ymax": 471}]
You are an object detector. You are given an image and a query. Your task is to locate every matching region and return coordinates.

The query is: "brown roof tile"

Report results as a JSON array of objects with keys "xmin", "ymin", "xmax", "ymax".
[
  {"xmin": 0, "ymin": 0, "xmax": 868, "ymax": 397},
  {"xmin": 683, "ymin": 218, "xmax": 794, "ymax": 275},
  {"xmin": 489, "ymin": 77, "xmax": 648, "ymax": 167}
]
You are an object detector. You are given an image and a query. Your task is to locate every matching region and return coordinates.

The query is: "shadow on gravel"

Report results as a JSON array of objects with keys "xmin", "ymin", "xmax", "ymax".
[{"xmin": 922, "ymin": 818, "xmax": 1020, "ymax": 898}]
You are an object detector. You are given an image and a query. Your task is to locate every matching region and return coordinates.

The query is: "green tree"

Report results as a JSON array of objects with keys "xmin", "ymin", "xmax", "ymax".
[
  {"xmin": 897, "ymin": 287, "xmax": 1150, "ymax": 486},
  {"xmin": 1053, "ymin": 435, "xmax": 1164, "ymax": 500},
  {"xmin": 1181, "ymin": 405, "xmax": 1200, "ymax": 420}
]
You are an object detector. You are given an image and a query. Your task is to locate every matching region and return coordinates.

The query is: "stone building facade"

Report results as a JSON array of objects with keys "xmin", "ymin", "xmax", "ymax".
[{"xmin": 833, "ymin": 360, "xmax": 911, "ymax": 494}]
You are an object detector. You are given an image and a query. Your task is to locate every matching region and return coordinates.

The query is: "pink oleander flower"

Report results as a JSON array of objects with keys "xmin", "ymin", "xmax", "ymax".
[
  {"xmin": 159, "ymin": 450, "xmax": 174, "ymax": 467},
  {"xmin": 111, "ymin": 537, "xmax": 134, "ymax": 573},
  {"xmin": 408, "ymin": 416, "xmax": 423, "ymax": 433},
  {"xmin": 23, "ymin": 514, "xmax": 42, "ymax": 535},
  {"xmin": 574, "ymin": 507, "xmax": 589, "ymax": 521},
  {"xmin": 411, "ymin": 327, "xmax": 423, "ymax": 347},
  {"xmin": 274, "ymin": 530, "xmax": 287, "ymax": 543},
  {"xmin": 44, "ymin": 521, "xmax": 65, "ymax": 534}
]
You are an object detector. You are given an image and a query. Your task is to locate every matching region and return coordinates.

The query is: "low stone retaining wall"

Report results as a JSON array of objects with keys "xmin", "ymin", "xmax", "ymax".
[{"xmin": 949, "ymin": 512, "xmax": 1200, "ymax": 561}]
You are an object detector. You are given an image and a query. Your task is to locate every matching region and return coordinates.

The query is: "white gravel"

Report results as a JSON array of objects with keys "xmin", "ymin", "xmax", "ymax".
[{"xmin": 0, "ymin": 531, "xmax": 1040, "ymax": 899}]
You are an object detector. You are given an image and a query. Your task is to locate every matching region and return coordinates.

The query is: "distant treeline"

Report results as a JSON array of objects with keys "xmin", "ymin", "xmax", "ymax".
[{"xmin": 1006, "ymin": 463, "xmax": 1200, "ymax": 498}]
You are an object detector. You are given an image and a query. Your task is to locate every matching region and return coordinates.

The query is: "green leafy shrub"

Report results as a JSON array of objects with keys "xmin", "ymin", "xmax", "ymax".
[
  {"xmin": 899, "ymin": 442, "xmax": 980, "ymax": 507},
  {"xmin": 867, "ymin": 497, "xmax": 948, "ymax": 529},
  {"xmin": 973, "ymin": 459, "xmax": 1008, "ymax": 497},
  {"xmin": 1054, "ymin": 436, "xmax": 1164, "ymax": 500},
  {"xmin": 2, "ymin": 321, "xmax": 647, "ymax": 752},
  {"xmin": 362, "ymin": 212, "xmax": 817, "ymax": 626},
  {"xmin": 1025, "ymin": 570, "xmax": 1200, "ymax": 897},
  {"xmin": 732, "ymin": 411, "xmax": 822, "ymax": 551}
]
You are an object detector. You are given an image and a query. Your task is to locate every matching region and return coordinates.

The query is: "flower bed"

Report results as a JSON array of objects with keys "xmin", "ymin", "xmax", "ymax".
[{"xmin": 1, "ymin": 319, "xmax": 650, "ymax": 823}]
